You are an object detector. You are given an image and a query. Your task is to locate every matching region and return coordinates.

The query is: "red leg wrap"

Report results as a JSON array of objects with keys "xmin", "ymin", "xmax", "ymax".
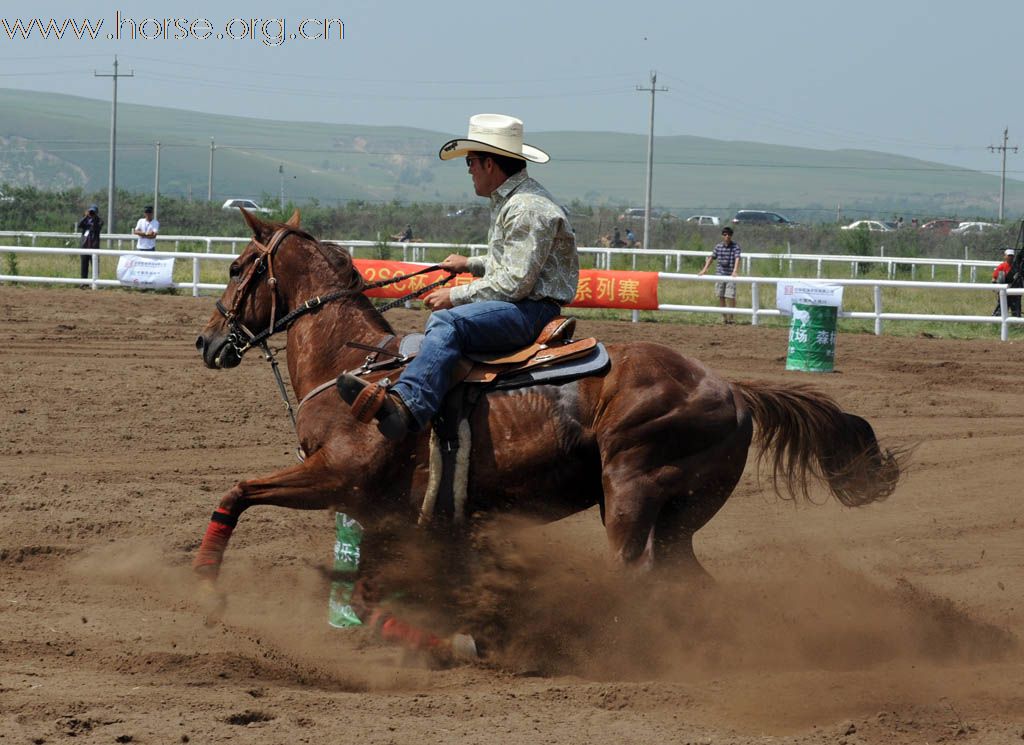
[
  {"xmin": 379, "ymin": 615, "xmax": 442, "ymax": 651},
  {"xmin": 192, "ymin": 510, "xmax": 235, "ymax": 576}
]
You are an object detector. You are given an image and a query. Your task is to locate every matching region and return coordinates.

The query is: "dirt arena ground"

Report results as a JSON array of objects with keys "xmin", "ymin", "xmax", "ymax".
[{"xmin": 2, "ymin": 285, "xmax": 1023, "ymax": 744}]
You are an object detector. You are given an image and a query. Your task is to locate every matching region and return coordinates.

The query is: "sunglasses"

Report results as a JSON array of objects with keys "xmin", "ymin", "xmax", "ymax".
[{"xmin": 465, "ymin": 156, "xmax": 487, "ymax": 168}]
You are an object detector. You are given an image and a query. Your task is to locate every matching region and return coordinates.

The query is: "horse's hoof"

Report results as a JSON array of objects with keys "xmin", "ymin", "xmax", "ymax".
[
  {"xmin": 450, "ymin": 633, "xmax": 478, "ymax": 660},
  {"xmin": 196, "ymin": 579, "xmax": 227, "ymax": 627}
]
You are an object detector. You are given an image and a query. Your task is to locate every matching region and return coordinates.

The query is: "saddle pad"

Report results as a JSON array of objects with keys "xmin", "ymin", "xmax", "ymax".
[{"xmin": 493, "ymin": 342, "xmax": 610, "ymax": 391}]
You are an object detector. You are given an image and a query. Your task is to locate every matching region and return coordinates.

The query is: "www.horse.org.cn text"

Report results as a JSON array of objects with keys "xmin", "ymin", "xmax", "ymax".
[{"xmin": 0, "ymin": 13, "xmax": 345, "ymax": 46}]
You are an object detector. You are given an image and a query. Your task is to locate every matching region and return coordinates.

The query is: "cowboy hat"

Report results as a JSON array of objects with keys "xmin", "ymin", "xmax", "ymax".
[{"xmin": 438, "ymin": 113, "xmax": 549, "ymax": 164}]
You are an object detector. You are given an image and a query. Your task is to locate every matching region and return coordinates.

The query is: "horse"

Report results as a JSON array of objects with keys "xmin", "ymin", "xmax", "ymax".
[
  {"xmin": 596, "ymin": 233, "xmax": 630, "ymax": 248},
  {"xmin": 193, "ymin": 209, "xmax": 903, "ymax": 655}
]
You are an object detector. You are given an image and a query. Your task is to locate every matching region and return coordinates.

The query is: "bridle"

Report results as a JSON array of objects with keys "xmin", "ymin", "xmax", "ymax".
[
  {"xmin": 215, "ymin": 226, "xmax": 294, "ymax": 357},
  {"xmin": 215, "ymin": 227, "xmax": 454, "ymax": 358},
  {"xmin": 212, "ymin": 226, "xmax": 455, "ymax": 438}
]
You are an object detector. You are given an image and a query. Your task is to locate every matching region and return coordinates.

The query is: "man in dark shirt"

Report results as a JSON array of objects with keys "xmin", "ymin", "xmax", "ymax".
[
  {"xmin": 77, "ymin": 205, "xmax": 103, "ymax": 281},
  {"xmin": 698, "ymin": 227, "xmax": 742, "ymax": 324}
]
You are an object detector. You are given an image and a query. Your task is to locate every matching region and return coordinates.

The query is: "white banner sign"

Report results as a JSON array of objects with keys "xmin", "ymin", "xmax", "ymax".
[
  {"xmin": 116, "ymin": 254, "xmax": 175, "ymax": 288},
  {"xmin": 776, "ymin": 280, "xmax": 844, "ymax": 314}
]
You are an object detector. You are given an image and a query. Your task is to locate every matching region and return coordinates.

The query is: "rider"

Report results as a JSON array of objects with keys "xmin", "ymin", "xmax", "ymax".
[{"xmin": 337, "ymin": 113, "xmax": 579, "ymax": 440}]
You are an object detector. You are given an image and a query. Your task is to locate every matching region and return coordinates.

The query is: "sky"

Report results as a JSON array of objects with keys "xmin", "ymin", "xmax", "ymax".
[{"xmin": 1, "ymin": 0, "xmax": 1023, "ymax": 179}]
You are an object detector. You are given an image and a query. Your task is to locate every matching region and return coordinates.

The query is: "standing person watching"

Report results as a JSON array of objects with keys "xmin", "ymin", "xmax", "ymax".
[
  {"xmin": 77, "ymin": 204, "xmax": 103, "ymax": 281},
  {"xmin": 133, "ymin": 206, "xmax": 159, "ymax": 251},
  {"xmin": 698, "ymin": 226, "xmax": 742, "ymax": 324},
  {"xmin": 337, "ymin": 113, "xmax": 579, "ymax": 440}
]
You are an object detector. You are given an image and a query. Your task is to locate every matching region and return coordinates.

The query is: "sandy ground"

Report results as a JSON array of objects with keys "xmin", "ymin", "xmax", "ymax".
[{"xmin": 1, "ymin": 285, "xmax": 1023, "ymax": 744}]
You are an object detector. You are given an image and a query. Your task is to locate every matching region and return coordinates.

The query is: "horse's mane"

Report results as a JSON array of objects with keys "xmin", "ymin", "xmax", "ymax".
[
  {"xmin": 314, "ymin": 240, "xmax": 365, "ymax": 293},
  {"xmin": 251, "ymin": 217, "xmax": 365, "ymax": 294}
]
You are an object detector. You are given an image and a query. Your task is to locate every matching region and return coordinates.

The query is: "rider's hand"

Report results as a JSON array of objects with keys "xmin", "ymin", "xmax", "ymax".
[
  {"xmin": 423, "ymin": 287, "xmax": 454, "ymax": 311},
  {"xmin": 438, "ymin": 254, "xmax": 470, "ymax": 273}
]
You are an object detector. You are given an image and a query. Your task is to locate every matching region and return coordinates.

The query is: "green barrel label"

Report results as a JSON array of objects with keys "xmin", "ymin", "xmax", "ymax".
[
  {"xmin": 785, "ymin": 303, "xmax": 837, "ymax": 373},
  {"xmin": 328, "ymin": 512, "xmax": 364, "ymax": 628}
]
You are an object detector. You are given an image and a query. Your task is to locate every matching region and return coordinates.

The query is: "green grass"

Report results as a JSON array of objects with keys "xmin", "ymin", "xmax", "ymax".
[{"xmin": 4, "ymin": 237, "xmax": 1018, "ymax": 341}]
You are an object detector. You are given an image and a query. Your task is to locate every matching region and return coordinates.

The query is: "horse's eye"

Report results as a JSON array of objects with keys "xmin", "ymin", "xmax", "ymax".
[{"xmin": 228, "ymin": 263, "xmax": 241, "ymax": 279}]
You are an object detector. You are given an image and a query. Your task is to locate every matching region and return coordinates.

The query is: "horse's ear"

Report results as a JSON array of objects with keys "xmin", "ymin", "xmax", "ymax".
[
  {"xmin": 240, "ymin": 207, "xmax": 264, "ymax": 236},
  {"xmin": 285, "ymin": 208, "xmax": 301, "ymax": 228}
]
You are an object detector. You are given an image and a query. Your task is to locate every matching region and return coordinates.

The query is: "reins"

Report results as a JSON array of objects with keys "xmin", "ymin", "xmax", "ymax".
[{"xmin": 216, "ymin": 228, "xmax": 456, "ymax": 454}]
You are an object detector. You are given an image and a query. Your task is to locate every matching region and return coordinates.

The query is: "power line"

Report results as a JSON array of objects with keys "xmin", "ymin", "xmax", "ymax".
[{"xmin": 6, "ymin": 139, "xmax": 1024, "ymax": 176}]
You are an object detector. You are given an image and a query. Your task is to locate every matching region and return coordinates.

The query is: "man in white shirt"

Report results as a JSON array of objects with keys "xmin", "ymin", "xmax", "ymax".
[{"xmin": 133, "ymin": 206, "xmax": 159, "ymax": 251}]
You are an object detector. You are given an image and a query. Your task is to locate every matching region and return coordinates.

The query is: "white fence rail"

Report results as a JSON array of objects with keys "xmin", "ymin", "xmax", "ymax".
[
  {"xmin": 0, "ymin": 230, "xmax": 1003, "ymax": 281},
  {"xmin": 2, "ymin": 243, "xmax": 1021, "ymax": 341}
]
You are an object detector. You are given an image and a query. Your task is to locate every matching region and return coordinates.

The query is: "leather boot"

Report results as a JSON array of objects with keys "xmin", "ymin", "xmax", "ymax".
[{"xmin": 336, "ymin": 373, "xmax": 414, "ymax": 441}]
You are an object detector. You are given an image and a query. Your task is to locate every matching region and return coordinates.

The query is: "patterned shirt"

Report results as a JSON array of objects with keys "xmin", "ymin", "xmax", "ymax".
[
  {"xmin": 711, "ymin": 241, "xmax": 741, "ymax": 276},
  {"xmin": 448, "ymin": 170, "xmax": 579, "ymax": 305}
]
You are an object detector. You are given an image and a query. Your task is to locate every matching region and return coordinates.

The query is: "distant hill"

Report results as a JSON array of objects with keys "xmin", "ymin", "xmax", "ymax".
[{"xmin": 1, "ymin": 88, "xmax": 1020, "ymax": 220}]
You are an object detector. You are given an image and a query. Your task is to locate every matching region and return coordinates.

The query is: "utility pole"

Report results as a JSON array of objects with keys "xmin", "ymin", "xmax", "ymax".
[
  {"xmin": 153, "ymin": 141, "xmax": 161, "ymax": 220},
  {"xmin": 279, "ymin": 164, "xmax": 285, "ymax": 210},
  {"xmin": 636, "ymin": 71, "xmax": 667, "ymax": 253},
  {"xmin": 988, "ymin": 127, "xmax": 1018, "ymax": 222},
  {"xmin": 208, "ymin": 138, "xmax": 216, "ymax": 202},
  {"xmin": 94, "ymin": 56, "xmax": 133, "ymax": 233}
]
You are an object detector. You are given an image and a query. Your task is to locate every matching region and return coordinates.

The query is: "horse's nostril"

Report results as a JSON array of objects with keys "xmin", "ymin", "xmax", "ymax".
[{"xmin": 195, "ymin": 336, "xmax": 205, "ymax": 352}]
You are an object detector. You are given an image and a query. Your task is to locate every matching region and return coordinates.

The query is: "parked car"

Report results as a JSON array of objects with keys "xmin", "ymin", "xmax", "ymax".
[
  {"xmin": 919, "ymin": 219, "xmax": 961, "ymax": 234},
  {"xmin": 950, "ymin": 221, "xmax": 1001, "ymax": 235},
  {"xmin": 619, "ymin": 207, "xmax": 667, "ymax": 221},
  {"xmin": 686, "ymin": 215, "xmax": 721, "ymax": 226},
  {"xmin": 840, "ymin": 220, "xmax": 894, "ymax": 232},
  {"xmin": 222, "ymin": 198, "xmax": 272, "ymax": 214},
  {"xmin": 445, "ymin": 205, "xmax": 488, "ymax": 219},
  {"xmin": 731, "ymin": 210, "xmax": 798, "ymax": 226}
]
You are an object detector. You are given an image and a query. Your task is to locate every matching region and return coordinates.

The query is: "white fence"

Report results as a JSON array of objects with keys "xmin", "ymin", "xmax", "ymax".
[
  {"xmin": 3, "ymin": 241, "xmax": 1021, "ymax": 341},
  {"xmin": 0, "ymin": 229, "xmax": 1002, "ymax": 281}
]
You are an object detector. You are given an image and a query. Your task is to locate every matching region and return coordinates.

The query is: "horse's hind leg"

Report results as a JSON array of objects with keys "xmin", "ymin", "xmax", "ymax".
[{"xmin": 650, "ymin": 417, "xmax": 753, "ymax": 584}]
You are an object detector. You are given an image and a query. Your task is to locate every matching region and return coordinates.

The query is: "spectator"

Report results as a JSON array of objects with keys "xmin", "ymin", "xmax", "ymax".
[
  {"xmin": 133, "ymin": 206, "xmax": 159, "ymax": 251},
  {"xmin": 612, "ymin": 226, "xmax": 624, "ymax": 247},
  {"xmin": 992, "ymin": 248, "xmax": 1021, "ymax": 317},
  {"xmin": 697, "ymin": 226, "xmax": 742, "ymax": 324},
  {"xmin": 336, "ymin": 113, "xmax": 577, "ymax": 441},
  {"xmin": 76, "ymin": 204, "xmax": 103, "ymax": 281},
  {"xmin": 625, "ymin": 227, "xmax": 636, "ymax": 246}
]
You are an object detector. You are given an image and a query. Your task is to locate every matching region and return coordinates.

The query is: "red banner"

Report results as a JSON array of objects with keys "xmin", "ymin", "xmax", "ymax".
[{"xmin": 354, "ymin": 260, "xmax": 659, "ymax": 310}]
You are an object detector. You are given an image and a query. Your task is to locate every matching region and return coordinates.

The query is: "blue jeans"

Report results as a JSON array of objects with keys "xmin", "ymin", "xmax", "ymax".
[{"xmin": 391, "ymin": 299, "xmax": 561, "ymax": 429}]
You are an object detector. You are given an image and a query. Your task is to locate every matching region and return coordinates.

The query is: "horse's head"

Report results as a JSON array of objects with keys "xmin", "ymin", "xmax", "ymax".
[
  {"xmin": 195, "ymin": 208, "xmax": 304, "ymax": 368},
  {"xmin": 195, "ymin": 204, "xmax": 368, "ymax": 370}
]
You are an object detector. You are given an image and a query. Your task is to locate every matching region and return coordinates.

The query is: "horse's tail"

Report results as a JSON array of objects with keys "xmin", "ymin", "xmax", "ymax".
[{"xmin": 732, "ymin": 380, "xmax": 904, "ymax": 507}]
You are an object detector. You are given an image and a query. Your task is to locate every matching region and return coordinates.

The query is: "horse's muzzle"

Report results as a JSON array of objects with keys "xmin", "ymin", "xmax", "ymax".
[{"xmin": 196, "ymin": 334, "xmax": 242, "ymax": 370}]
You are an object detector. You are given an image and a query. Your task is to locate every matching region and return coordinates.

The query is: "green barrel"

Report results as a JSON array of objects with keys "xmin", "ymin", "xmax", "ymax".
[
  {"xmin": 785, "ymin": 303, "xmax": 837, "ymax": 373},
  {"xmin": 328, "ymin": 512, "xmax": 364, "ymax": 628}
]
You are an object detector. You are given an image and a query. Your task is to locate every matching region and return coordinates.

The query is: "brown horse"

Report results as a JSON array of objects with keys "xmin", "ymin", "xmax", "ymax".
[{"xmin": 193, "ymin": 210, "xmax": 902, "ymax": 649}]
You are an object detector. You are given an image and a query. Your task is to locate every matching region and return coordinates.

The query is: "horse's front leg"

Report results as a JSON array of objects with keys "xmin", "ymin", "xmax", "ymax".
[{"xmin": 192, "ymin": 452, "xmax": 341, "ymax": 620}]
